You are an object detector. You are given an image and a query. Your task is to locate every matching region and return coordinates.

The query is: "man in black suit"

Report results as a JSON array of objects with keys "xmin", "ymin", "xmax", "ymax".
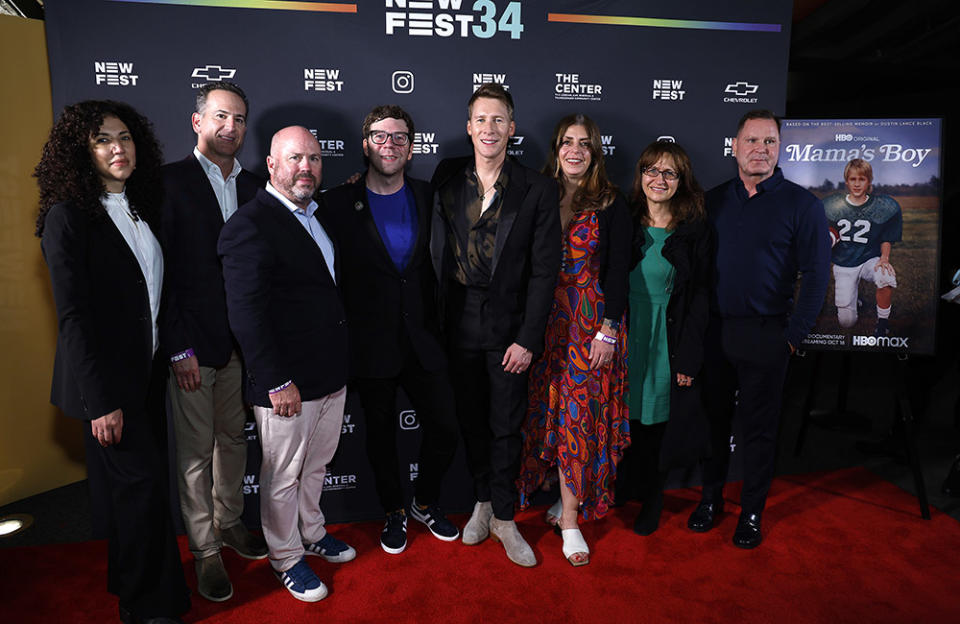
[
  {"xmin": 325, "ymin": 105, "xmax": 460, "ymax": 555},
  {"xmin": 160, "ymin": 82, "xmax": 266, "ymax": 603},
  {"xmin": 218, "ymin": 126, "xmax": 355, "ymax": 603},
  {"xmin": 431, "ymin": 84, "xmax": 561, "ymax": 567}
]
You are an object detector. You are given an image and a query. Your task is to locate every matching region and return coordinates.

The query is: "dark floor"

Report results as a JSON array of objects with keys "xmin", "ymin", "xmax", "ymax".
[{"xmin": 2, "ymin": 350, "xmax": 958, "ymax": 549}]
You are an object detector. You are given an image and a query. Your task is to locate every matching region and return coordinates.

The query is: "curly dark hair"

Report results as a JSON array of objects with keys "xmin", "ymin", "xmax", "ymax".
[
  {"xmin": 542, "ymin": 113, "xmax": 617, "ymax": 212},
  {"xmin": 630, "ymin": 140, "xmax": 705, "ymax": 230},
  {"xmin": 34, "ymin": 100, "xmax": 164, "ymax": 237}
]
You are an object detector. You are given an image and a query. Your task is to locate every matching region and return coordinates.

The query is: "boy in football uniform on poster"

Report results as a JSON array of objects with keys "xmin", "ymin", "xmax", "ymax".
[{"xmin": 824, "ymin": 158, "xmax": 903, "ymax": 336}]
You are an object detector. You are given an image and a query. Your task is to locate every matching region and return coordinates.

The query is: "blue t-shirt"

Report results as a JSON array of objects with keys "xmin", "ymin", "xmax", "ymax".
[
  {"xmin": 367, "ymin": 184, "xmax": 418, "ymax": 271},
  {"xmin": 822, "ymin": 192, "xmax": 902, "ymax": 268}
]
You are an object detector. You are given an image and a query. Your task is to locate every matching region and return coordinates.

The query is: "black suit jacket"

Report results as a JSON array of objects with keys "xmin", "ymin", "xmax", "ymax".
[
  {"xmin": 323, "ymin": 175, "xmax": 446, "ymax": 378},
  {"xmin": 41, "ymin": 202, "xmax": 157, "ymax": 420},
  {"xmin": 218, "ymin": 188, "xmax": 347, "ymax": 407},
  {"xmin": 159, "ymin": 154, "xmax": 262, "ymax": 367},
  {"xmin": 430, "ymin": 157, "xmax": 561, "ymax": 355}
]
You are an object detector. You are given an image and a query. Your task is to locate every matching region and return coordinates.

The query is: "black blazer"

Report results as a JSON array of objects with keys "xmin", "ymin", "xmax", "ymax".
[
  {"xmin": 41, "ymin": 201, "xmax": 158, "ymax": 420},
  {"xmin": 218, "ymin": 188, "xmax": 348, "ymax": 407},
  {"xmin": 630, "ymin": 216, "xmax": 716, "ymax": 469},
  {"xmin": 323, "ymin": 175, "xmax": 446, "ymax": 378},
  {"xmin": 159, "ymin": 154, "xmax": 262, "ymax": 367},
  {"xmin": 430, "ymin": 157, "xmax": 561, "ymax": 355}
]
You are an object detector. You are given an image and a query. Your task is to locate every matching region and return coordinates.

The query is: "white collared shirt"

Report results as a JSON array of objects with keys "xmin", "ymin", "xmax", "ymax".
[
  {"xmin": 265, "ymin": 182, "xmax": 336, "ymax": 283},
  {"xmin": 102, "ymin": 192, "xmax": 164, "ymax": 354},
  {"xmin": 193, "ymin": 146, "xmax": 242, "ymax": 221}
]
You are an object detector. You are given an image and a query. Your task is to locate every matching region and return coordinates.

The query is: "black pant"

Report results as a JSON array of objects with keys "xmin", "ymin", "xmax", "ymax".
[
  {"xmin": 353, "ymin": 333, "xmax": 459, "ymax": 513},
  {"xmin": 83, "ymin": 359, "xmax": 189, "ymax": 618},
  {"xmin": 448, "ymin": 347, "xmax": 529, "ymax": 521},
  {"xmin": 700, "ymin": 316, "xmax": 791, "ymax": 516},
  {"xmin": 618, "ymin": 421, "xmax": 667, "ymax": 502}
]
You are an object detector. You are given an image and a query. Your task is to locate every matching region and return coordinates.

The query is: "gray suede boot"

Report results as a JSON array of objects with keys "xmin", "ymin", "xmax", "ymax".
[
  {"xmin": 489, "ymin": 517, "xmax": 537, "ymax": 567},
  {"xmin": 462, "ymin": 501, "xmax": 493, "ymax": 545}
]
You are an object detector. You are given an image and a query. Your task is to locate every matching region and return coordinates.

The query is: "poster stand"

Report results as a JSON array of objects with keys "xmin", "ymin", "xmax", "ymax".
[{"xmin": 794, "ymin": 352, "xmax": 931, "ymax": 519}]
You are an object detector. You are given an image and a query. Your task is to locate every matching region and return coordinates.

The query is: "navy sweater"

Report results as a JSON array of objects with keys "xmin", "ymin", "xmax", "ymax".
[{"xmin": 706, "ymin": 167, "xmax": 831, "ymax": 348}]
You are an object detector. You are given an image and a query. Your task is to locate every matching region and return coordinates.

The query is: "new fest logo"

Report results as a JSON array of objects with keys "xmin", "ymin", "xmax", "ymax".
[
  {"xmin": 94, "ymin": 60, "xmax": 139, "ymax": 87},
  {"xmin": 304, "ymin": 68, "xmax": 345, "ymax": 92},
  {"xmin": 413, "ymin": 130, "xmax": 439, "ymax": 155},
  {"xmin": 385, "ymin": 0, "xmax": 524, "ymax": 39},
  {"xmin": 473, "ymin": 72, "xmax": 509, "ymax": 92}
]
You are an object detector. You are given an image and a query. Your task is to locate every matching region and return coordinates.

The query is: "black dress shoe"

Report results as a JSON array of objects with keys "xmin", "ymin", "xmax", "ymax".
[
  {"xmin": 732, "ymin": 512, "xmax": 763, "ymax": 549},
  {"xmin": 687, "ymin": 500, "xmax": 723, "ymax": 532}
]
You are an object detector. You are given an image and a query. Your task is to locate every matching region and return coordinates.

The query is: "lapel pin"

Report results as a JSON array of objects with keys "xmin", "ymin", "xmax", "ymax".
[{"xmin": 354, "ymin": 201, "xmax": 364, "ymax": 211}]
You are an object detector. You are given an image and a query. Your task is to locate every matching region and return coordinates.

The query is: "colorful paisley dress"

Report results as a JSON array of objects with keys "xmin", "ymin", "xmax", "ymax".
[{"xmin": 517, "ymin": 210, "xmax": 630, "ymax": 520}]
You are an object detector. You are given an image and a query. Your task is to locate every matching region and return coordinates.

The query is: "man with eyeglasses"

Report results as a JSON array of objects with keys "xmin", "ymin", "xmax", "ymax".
[
  {"xmin": 430, "ymin": 83, "xmax": 560, "ymax": 567},
  {"xmin": 324, "ymin": 105, "xmax": 460, "ymax": 556},
  {"xmin": 689, "ymin": 109, "xmax": 830, "ymax": 549}
]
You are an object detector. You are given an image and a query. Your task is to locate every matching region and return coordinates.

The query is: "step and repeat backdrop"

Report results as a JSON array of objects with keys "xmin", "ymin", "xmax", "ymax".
[{"xmin": 43, "ymin": 0, "xmax": 793, "ymax": 523}]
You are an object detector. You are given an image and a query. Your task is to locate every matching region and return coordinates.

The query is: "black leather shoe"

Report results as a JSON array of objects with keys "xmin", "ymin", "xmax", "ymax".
[
  {"xmin": 633, "ymin": 489, "xmax": 664, "ymax": 536},
  {"xmin": 687, "ymin": 500, "xmax": 723, "ymax": 533},
  {"xmin": 732, "ymin": 512, "xmax": 763, "ymax": 549}
]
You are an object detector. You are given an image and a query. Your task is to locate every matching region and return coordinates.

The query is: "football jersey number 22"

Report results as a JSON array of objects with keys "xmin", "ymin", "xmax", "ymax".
[{"xmin": 836, "ymin": 218, "xmax": 870, "ymax": 244}]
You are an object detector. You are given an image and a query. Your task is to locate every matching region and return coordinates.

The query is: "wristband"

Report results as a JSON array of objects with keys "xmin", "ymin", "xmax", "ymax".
[
  {"xmin": 170, "ymin": 348, "xmax": 195, "ymax": 363},
  {"xmin": 269, "ymin": 380, "xmax": 293, "ymax": 395},
  {"xmin": 594, "ymin": 332, "xmax": 616, "ymax": 345}
]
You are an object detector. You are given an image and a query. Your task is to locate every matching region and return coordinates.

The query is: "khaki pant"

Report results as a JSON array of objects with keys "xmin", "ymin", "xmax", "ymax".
[
  {"xmin": 169, "ymin": 350, "xmax": 248, "ymax": 558},
  {"xmin": 254, "ymin": 385, "xmax": 346, "ymax": 572}
]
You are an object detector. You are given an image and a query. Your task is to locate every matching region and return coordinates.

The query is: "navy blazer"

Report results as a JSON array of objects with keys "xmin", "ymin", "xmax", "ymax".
[
  {"xmin": 430, "ymin": 157, "xmax": 561, "ymax": 355},
  {"xmin": 323, "ymin": 175, "xmax": 446, "ymax": 378},
  {"xmin": 42, "ymin": 202, "xmax": 157, "ymax": 420},
  {"xmin": 218, "ymin": 188, "xmax": 348, "ymax": 407},
  {"xmin": 159, "ymin": 154, "xmax": 262, "ymax": 367}
]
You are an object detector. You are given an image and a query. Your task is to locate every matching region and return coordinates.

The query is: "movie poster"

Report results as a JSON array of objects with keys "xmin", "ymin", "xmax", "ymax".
[{"xmin": 780, "ymin": 119, "xmax": 942, "ymax": 355}]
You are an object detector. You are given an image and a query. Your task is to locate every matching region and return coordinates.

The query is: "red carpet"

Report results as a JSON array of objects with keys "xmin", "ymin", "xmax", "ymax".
[{"xmin": 2, "ymin": 467, "xmax": 959, "ymax": 623}]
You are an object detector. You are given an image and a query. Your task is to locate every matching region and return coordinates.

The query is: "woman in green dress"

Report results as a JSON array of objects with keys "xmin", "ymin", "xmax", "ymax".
[{"xmin": 621, "ymin": 141, "xmax": 714, "ymax": 535}]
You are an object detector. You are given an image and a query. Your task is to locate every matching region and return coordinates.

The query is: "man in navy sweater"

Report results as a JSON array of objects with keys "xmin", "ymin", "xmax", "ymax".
[{"xmin": 688, "ymin": 110, "xmax": 830, "ymax": 548}]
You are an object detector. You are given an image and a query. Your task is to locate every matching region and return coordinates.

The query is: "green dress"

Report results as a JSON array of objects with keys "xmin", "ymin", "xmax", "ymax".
[{"xmin": 628, "ymin": 226, "xmax": 674, "ymax": 425}]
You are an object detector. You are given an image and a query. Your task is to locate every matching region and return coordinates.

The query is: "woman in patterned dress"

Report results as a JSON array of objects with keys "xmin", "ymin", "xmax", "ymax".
[
  {"xmin": 619, "ymin": 140, "xmax": 713, "ymax": 536},
  {"xmin": 517, "ymin": 114, "xmax": 632, "ymax": 566}
]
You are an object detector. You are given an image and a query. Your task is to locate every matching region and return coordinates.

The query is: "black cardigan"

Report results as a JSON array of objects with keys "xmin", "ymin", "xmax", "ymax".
[
  {"xmin": 630, "ymin": 215, "xmax": 716, "ymax": 469},
  {"xmin": 588, "ymin": 193, "xmax": 632, "ymax": 322}
]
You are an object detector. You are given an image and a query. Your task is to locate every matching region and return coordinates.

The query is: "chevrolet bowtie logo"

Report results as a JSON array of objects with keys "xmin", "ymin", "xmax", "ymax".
[
  {"xmin": 725, "ymin": 81, "xmax": 759, "ymax": 96},
  {"xmin": 191, "ymin": 65, "xmax": 237, "ymax": 81}
]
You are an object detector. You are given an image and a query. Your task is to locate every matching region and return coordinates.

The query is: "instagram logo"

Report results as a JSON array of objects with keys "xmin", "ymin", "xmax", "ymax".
[
  {"xmin": 399, "ymin": 410, "xmax": 419, "ymax": 430},
  {"xmin": 392, "ymin": 70, "xmax": 414, "ymax": 94}
]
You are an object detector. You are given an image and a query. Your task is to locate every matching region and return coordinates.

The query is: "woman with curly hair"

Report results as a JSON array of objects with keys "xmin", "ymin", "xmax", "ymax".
[
  {"xmin": 617, "ymin": 140, "xmax": 714, "ymax": 536},
  {"xmin": 516, "ymin": 113, "xmax": 632, "ymax": 566},
  {"xmin": 36, "ymin": 100, "xmax": 190, "ymax": 623}
]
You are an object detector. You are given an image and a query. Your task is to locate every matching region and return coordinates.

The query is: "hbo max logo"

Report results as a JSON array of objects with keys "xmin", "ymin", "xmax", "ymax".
[{"xmin": 399, "ymin": 409, "xmax": 419, "ymax": 430}]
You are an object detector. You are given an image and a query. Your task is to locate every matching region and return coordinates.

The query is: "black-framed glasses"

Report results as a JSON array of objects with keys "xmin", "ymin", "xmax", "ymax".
[
  {"xmin": 642, "ymin": 166, "xmax": 679, "ymax": 181},
  {"xmin": 368, "ymin": 131, "xmax": 411, "ymax": 146}
]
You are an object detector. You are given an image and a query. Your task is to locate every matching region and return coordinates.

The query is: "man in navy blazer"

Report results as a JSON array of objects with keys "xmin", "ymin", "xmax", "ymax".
[
  {"xmin": 431, "ymin": 84, "xmax": 561, "ymax": 567},
  {"xmin": 218, "ymin": 126, "xmax": 355, "ymax": 603},
  {"xmin": 324, "ymin": 105, "xmax": 459, "ymax": 556},
  {"xmin": 160, "ymin": 82, "xmax": 266, "ymax": 603}
]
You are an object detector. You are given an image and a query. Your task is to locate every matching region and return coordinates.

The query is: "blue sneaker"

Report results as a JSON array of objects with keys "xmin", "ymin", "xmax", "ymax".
[
  {"xmin": 304, "ymin": 533, "xmax": 357, "ymax": 563},
  {"xmin": 275, "ymin": 558, "xmax": 328, "ymax": 602},
  {"xmin": 409, "ymin": 498, "xmax": 460, "ymax": 541}
]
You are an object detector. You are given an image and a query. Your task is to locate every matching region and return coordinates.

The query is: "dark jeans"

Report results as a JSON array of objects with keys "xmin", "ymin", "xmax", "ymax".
[
  {"xmin": 354, "ymin": 333, "xmax": 459, "ymax": 513},
  {"xmin": 700, "ymin": 316, "xmax": 791, "ymax": 516}
]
